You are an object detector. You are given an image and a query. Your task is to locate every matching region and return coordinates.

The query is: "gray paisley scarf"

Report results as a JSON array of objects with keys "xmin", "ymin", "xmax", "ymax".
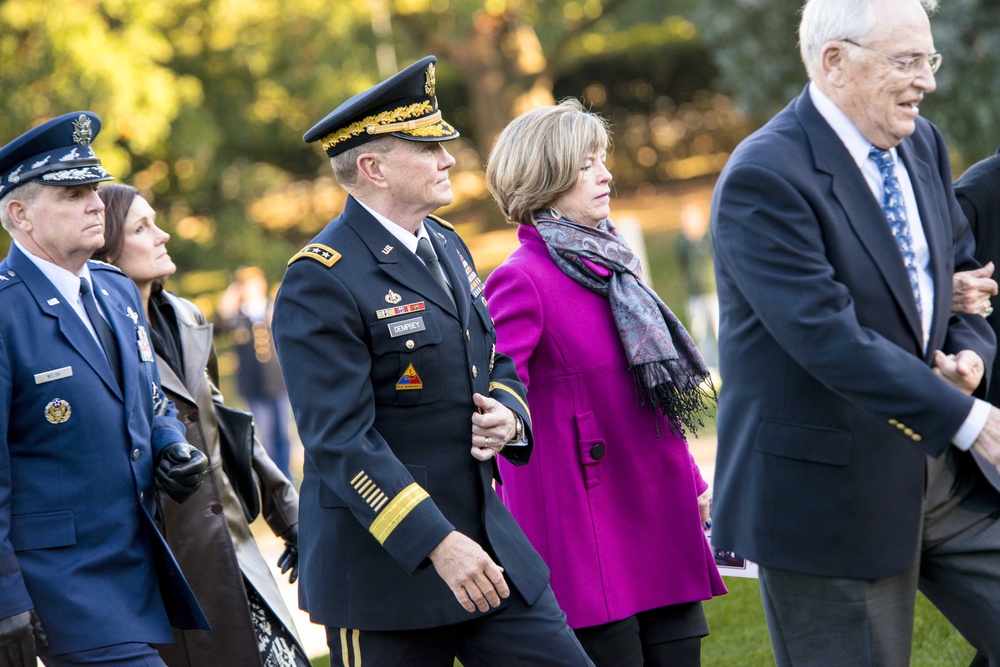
[{"xmin": 534, "ymin": 210, "xmax": 716, "ymax": 436}]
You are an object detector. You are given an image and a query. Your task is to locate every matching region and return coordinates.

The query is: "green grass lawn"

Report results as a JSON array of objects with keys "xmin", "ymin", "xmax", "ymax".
[{"xmin": 309, "ymin": 577, "xmax": 975, "ymax": 666}]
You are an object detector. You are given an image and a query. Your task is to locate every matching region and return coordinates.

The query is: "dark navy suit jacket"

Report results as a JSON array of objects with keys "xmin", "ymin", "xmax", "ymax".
[
  {"xmin": 710, "ymin": 88, "xmax": 997, "ymax": 580},
  {"xmin": 0, "ymin": 244, "xmax": 207, "ymax": 655},
  {"xmin": 273, "ymin": 196, "xmax": 547, "ymax": 630}
]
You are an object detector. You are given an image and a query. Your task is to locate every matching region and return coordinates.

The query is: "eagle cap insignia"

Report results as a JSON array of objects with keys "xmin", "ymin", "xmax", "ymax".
[
  {"xmin": 425, "ymin": 63, "xmax": 436, "ymax": 96},
  {"xmin": 72, "ymin": 114, "xmax": 93, "ymax": 146}
]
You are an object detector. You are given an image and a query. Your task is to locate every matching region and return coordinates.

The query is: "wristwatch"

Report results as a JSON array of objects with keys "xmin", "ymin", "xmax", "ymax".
[{"xmin": 507, "ymin": 412, "xmax": 523, "ymax": 443}]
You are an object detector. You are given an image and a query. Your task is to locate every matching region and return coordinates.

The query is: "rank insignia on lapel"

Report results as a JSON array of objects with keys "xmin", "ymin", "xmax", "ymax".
[
  {"xmin": 126, "ymin": 306, "xmax": 139, "ymax": 324},
  {"xmin": 385, "ymin": 289, "xmax": 402, "ymax": 304},
  {"xmin": 382, "ymin": 245, "xmax": 394, "ymax": 255},
  {"xmin": 396, "ymin": 363, "xmax": 423, "ymax": 390},
  {"xmin": 44, "ymin": 398, "xmax": 72, "ymax": 424}
]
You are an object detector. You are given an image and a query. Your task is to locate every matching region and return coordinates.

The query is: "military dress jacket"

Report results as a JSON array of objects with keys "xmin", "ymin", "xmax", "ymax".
[
  {"xmin": 152, "ymin": 291, "xmax": 304, "ymax": 667},
  {"xmin": 273, "ymin": 196, "xmax": 547, "ymax": 631},
  {"xmin": 0, "ymin": 244, "xmax": 207, "ymax": 656}
]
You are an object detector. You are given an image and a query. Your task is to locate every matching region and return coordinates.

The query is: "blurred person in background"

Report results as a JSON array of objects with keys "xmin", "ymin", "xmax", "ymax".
[
  {"xmin": 675, "ymin": 202, "xmax": 719, "ymax": 370},
  {"xmin": 95, "ymin": 183, "xmax": 307, "ymax": 667},
  {"xmin": 218, "ymin": 266, "xmax": 295, "ymax": 479},
  {"xmin": 483, "ymin": 98, "xmax": 726, "ymax": 667}
]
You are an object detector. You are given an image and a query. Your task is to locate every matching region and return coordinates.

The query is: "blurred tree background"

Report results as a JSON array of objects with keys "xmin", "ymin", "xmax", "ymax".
[{"xmin": 2, "ymin": 0, "xmax": 998, "ymax": 313}]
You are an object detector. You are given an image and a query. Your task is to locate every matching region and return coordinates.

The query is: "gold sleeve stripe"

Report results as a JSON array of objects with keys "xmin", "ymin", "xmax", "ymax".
[
  {"xmin": 489, "ymin": 382, "xmax": 531, "ymax": 421},
  {"xmin": 372, "ymin": 495, "xmax": 389, "ymax": 513},
  {"xmin": 370, "ymin": 491, "xmax": 387, "ymax": 508},
  {"xmin": 357, "ymin": 480, "xmax": 373, "ymax": 495},
  {"xmin": 351, "ymin": 471, "xmax": 366, "ymax": 485},
  {"xmin": 369, "ymin": 483, "xmax": 430, "ymax": 545},
  {"xmin": 362, "ymin": 485, "xmax": 380, "ymax": 502}
]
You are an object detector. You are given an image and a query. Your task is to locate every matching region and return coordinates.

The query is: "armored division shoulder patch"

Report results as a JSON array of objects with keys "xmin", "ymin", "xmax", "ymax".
[
  {"xmin": 289, "ymin": 243, "xmax": 342, "ymax": 267},
  {"xmin": 426, "ymin": 214, "xmax": 454, "ymax": 231}
]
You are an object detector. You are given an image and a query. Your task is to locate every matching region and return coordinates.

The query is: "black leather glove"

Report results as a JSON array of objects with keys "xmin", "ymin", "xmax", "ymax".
[
  {"xmin": 155, "ymin": 443, "xmax": 208, "ymax": 504},
  {"xmin": 277, "ymin": 523, "xmax": 299, "ymax": 584},
  {"xmin": 0, "ymin": 609, "xmax": 48, "ymax": 667}
]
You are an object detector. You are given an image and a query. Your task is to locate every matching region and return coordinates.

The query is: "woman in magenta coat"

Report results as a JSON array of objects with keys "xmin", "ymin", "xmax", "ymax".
[{"xmin": 483, "ymin": 99, "xmax": 726, "ymax": 667}]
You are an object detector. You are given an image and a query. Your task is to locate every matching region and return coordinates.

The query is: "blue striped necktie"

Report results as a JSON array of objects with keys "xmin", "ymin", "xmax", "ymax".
[{"xmin": 869, "ymin": 146, "xmax": 921, "ymax": 318}]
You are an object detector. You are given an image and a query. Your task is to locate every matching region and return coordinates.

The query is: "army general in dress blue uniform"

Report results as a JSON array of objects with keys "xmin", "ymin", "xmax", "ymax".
[
  {"xmin": 272, "ymin": 57, "xmax": 593, "ymax": 666},
  {"xmin": 0, "ymin": 112, "xmax": 209, "ymax": 666}
]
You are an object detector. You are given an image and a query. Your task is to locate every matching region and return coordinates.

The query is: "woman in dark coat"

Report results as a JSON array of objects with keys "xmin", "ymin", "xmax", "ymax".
[{"xmin": 94, "ymin": 184, "xmax": 308, "ymax": 667}]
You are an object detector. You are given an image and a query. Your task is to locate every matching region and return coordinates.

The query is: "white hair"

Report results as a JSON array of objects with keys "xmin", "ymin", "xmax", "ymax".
[{"xmin": 798, "ymin": 0, "xmax": 939, "ymax": 79}]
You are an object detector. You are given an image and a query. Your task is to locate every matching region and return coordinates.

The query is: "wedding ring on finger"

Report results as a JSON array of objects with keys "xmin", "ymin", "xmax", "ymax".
[
  {"xmin": 983, "ymin": 303, "xmax": 994, "ymax": 318},
  {"xmin": 484, "ymin": 436, "xmax": 490, "ymax": 447}
]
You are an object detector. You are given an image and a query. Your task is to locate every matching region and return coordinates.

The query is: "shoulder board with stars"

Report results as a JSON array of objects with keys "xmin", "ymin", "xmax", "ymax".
[
  {"xmin": 289, "ymin": 243, "xmax": 342, "ymax": 267},
  {"xmin": 426, "ymin": 214, "xmax": 454, "ymax": 231}
]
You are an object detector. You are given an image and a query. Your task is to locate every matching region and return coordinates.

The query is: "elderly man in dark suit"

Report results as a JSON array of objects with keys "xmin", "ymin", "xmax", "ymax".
[
  {"xmin": 956, "ymin": 148, "xmax": 1000, "ymax": 410},
  {"xmin": 272, "ymin": 56, "xmax": 591, "ymax": 665},
  {"xmin": 710, "ymin": 0, "xmax": 1000, "ymax": 664},
  {"xmin": 0, "ymin": 112, "xmax": 208, "ymax": 666}
]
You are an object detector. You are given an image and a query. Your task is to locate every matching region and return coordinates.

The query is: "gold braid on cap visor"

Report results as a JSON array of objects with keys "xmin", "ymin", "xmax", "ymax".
[{"xmin": 321, "ymin": 101, "xmax": 453, "ymax": 151}]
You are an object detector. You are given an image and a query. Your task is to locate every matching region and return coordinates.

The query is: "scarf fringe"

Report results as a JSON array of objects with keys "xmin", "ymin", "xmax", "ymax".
[{"xmin": 633, "ymin": 361, "xmax": 718, "ymax": 438}]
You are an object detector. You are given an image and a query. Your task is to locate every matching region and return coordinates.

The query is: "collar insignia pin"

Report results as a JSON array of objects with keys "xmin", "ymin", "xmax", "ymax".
[
  {"xmin": 382, "ymin": 244, "xmax": 394, "ymax": 255},
  {"xmin": 385, "ymin": 289, "xmax": 402, "ymax": 304}
]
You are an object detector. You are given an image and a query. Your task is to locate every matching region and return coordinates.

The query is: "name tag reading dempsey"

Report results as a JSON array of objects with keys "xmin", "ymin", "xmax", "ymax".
[
  {"xmin": 35, "ymin": 366, "xmax": 73, "ymax": 384},
  {"xmin": 388, "ymin": 316, "xmax": 426, "ymax": 338}
]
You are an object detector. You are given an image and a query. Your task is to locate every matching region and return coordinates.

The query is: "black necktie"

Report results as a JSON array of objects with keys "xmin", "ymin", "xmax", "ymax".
[
  {"xmin": 416, "ymin": 236, "xmax": 456, "ymax": 308},
  {"xmin": 80, "ymin": 277, "xmax": 123, "ymax": 387}
]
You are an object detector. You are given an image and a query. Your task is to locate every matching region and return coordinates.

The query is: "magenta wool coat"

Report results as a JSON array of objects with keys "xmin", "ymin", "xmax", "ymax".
[{"xmin": 484, "ymin": 224, "xmax": 726, "ymax": 629}]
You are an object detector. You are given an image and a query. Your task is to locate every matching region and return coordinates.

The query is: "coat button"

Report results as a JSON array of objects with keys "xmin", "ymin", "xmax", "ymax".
[
  {"xmin": 187, "ymin": 409, "xmax": 199, "ymax": 422},
  {"xmin": 472, "ymin": 365, "xmax": 478, "ymax": 378},
  {"xmin": 590, "ymin": 443, "xmax": 605, "ymax": 460},
  {"xmin": 211, "ymin": 503, "xmax": 223, "ymax": 514},
  {"xmin": 466, "ymin": 330, "xmax": 471, "ymax": 341},
  {"xmin": 406, "ymin": 340, "xmax": 415, "ymax": 349},
  {"xmin": 132, "ymin": 448, "xmax": 141, "ymax": 461}
]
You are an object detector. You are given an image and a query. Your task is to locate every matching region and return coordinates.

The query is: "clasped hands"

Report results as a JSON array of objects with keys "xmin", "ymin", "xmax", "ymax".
[
  {"xmin": 952, "ymin": 263, "xmax": 997, "ymax": 318},
  {"xmin": 470, "ymin": 393, "xmax": 517, "ymax": 462},
  {"xmin": 155, "ymin": 442, "xmax": 209, "ymax": 503}
]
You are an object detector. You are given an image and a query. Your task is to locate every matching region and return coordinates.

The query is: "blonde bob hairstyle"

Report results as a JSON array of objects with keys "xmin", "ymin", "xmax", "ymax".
[{"xmin": 486, "ymin": 98, "xmax": 610, "ymax": 226}]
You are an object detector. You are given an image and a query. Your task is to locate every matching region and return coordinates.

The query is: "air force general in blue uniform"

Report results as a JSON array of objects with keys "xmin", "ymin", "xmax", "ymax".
[
  {"xmin": 272, "ymin": 57, "xmax": 592, "ymax": 666},
  {"xmin": 0, "ymin": 112, "xmax": 208, "ymax": 666}
]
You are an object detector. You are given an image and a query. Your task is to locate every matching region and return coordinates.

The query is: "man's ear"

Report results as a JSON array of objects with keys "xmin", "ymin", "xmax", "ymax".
[
  {"xmin": 822, "ymin": 41, "xmax": 849, "ymax": 87},
  {"xmin": 5, "ymin": 198, "xmax": 32, "ymax": 233},
  {"xmin": 357, "ymin": 152, "xmax": 389, "ymax": 189}
]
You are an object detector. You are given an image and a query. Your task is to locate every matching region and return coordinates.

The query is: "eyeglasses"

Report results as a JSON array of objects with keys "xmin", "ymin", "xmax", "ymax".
[{"xmin": 842, "ymin": 39, "xmax": 942, "ymax": 74}]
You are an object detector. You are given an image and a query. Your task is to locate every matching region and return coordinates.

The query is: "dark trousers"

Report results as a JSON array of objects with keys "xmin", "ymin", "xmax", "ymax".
[
  {"xmin": 326, "ymin": 584, "xmax": 594, "ymax": 667},
  {"xmin": 573, "ymin": 602, "xmax": 707, "ymax": 667},
  {"xmin": 758, "ymin": 451, "xmax": 1000, "ymax": 667},
  {"xmin": 42, "ymin": 643, "xmax": 166, "ymax": 666}
]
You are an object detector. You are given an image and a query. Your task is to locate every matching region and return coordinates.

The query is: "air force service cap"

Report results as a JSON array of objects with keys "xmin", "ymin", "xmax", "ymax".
[
  {"xmin": 303, "ymin": 55, "xmax": 459, "ymax": 157},
  {"xmin": 0, "ymin": 111, "xmax": 113, "ymax": 199}
]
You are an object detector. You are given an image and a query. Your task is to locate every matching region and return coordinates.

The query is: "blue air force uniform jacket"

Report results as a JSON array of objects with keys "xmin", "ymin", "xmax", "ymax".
[
  {"xmin": 273, "ymin": 196, "xmax": 548, "ymax": 630},
  {"xmin": 0, "ymin": 244, "xmax": 207, "ymax": 656}
]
